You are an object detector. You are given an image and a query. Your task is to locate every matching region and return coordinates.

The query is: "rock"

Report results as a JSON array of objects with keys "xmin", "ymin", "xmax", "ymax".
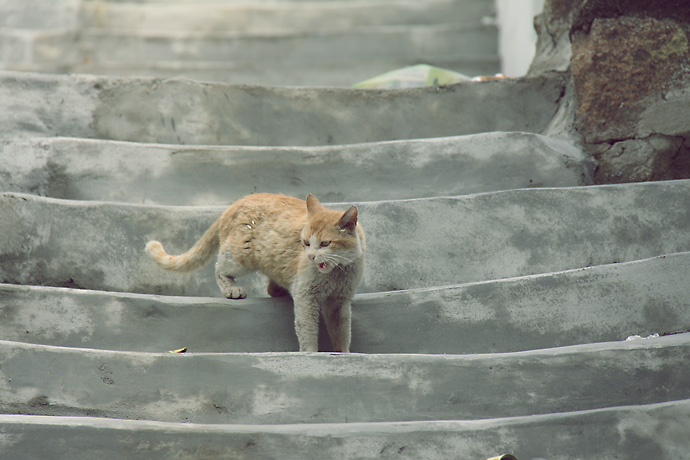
[
  {"xmin": 571, "ymin": 16, "xmax": 690, "ymax": 144},
  {"xmin": 528, "ymin": 0, "xmax": 578, "ymax": 75},
  {"xmin": 531, "ymin": 0, "xmax": 690, "ymax": 184},
  {"xmin": 591, "ymin": 134, "xmax": 690, "ymax": 183}
]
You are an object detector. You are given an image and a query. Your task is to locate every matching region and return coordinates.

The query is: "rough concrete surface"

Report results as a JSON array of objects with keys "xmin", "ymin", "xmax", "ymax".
[
  {"xmin": 77, "ymin": 23, "xmax": 498, "ymax": 87},
  {"xmin": 2, "ymin": 252, "xmax": 689, "ymax": 354},
  {"xmin": 2, "ymin": 0, "xmax": 500, "ymax": 85},
  {"xmin": 0, "ymin": 70, "xmax": 565, "ymax": 145},
  {"xmin": 81, "ymin": 0, "xmax": 494, "ymax": 34},
  {"xmin": 2, "ymin": 180, "xmax": 689, "ymax": 297},
  {"xmin": 2, "ymin": 1, "xmax": 690, "ymax": 458},
  {"xmin": 2, "ymin": 399, "xmax": 688, "ymax": 460},
  {"xmin": 0, "ymin": 132, "xmax": 592, "ymax": 205},
  {"xmin": 1, "ymin": 334, "xmax": 689, "ymax": 424}
]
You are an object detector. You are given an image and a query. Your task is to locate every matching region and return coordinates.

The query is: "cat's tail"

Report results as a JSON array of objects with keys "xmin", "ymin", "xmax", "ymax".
[{"xmin": 145, "ymin": 218, "xmax": 220, "ymax": 272}]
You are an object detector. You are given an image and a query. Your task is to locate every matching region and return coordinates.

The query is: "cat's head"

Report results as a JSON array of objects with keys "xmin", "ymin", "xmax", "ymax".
[{"xmin": 301, "ymin": 194, "xmax": 362, "ymax": 274}]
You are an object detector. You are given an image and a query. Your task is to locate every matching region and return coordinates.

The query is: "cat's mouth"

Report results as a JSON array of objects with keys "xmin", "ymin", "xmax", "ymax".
[{"xmin": 317, "ymin": 261, "xmax": 331, "ymax": 273}]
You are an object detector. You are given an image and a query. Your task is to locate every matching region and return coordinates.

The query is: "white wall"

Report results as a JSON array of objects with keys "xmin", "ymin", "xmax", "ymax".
[{"xmin": 496, "ymin": 0, "xmax": 545, "ymax": 76}]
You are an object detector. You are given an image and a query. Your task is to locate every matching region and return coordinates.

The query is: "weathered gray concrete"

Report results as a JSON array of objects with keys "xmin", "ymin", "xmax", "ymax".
[
  {"xmin": 0, "ymin": 133, "xmax": 592, "ymax": 205},
  {"xmin": 2, "ymin": 3, "xmax": 689, "ymax": 457},
  {"xmin": 2, "ymin": 180, "xmax": 689, "ymax": 297},
  {"xmin": 2, "ymin": 252, "xmax": 689, "ymax": 354},
  {"xmin": 0, "ymin": 0, "xmax": 80, "ymax": 29},
  {"xmin": 0, "ymin": 70, "xmax": 565, "ymax": 145},
  {"xmin": 2, "ymin": 399, "xmax": 689, "ymax": 460},
  {"xmin": 79, "ymin": 60, "xmax": 493, "ymax": 92},
  {"xmin": 2, "ymin": 0, "xmax": 498, "ymax": 86},
  {"xmin": 1, "ymin": 334, "xmax": 689, "ymax": 424},
  {"xmin": 77, "ymin": 23, "xmax": 498, "ymax": 87},
  {"xmin": 81, "ymin": 0, "xmax": 493, "ymax": 34}
]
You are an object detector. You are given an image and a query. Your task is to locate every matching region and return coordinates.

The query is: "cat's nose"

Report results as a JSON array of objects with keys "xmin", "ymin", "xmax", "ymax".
[{"xmin": 308, "ymin": 254, "xmax": 315, "ymax": 261}]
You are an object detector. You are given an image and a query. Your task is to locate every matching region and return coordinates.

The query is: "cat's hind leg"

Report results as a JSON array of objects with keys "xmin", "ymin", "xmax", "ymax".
[
  {"xmin": 323, "ymin": 299, "xmax": 352, "ymax": 353},
  {"xmin": 215, "ymin": 251, "xmax": 253, "ymax": 299},
  {"xmin": 267, "ymin": 280, "xmax": 290, "ymax": 298}
]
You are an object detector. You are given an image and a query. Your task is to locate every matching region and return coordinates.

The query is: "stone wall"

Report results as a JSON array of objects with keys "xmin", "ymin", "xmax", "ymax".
[{"xmin": 531, "ymin": 0, "xmax": 690, "ymax": 184}]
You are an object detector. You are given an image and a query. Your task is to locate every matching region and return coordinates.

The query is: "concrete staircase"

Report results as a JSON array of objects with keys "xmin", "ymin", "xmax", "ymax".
[
  {"xmin": 2, "ymin": 1, "xmax": 690, "ymax": 459},
  {"xmin": 1, "ymin": 0, "xmax": 499, "ymax": 86}
]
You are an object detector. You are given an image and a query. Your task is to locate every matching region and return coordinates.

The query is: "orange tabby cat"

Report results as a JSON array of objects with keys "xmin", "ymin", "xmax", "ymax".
[{"xmin": 145, "ymin": 193, "xmax": 366, "ymax": 352}]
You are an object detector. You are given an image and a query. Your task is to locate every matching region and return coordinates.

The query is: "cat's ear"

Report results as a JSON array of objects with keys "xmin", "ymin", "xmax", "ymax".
[
  {"xmin": 338, "ymin": 206, "xmax": 358, "ymax": 233},
  {"xmin": 306, "ymin": 193, "xmax": 326, "ymax": 217}
]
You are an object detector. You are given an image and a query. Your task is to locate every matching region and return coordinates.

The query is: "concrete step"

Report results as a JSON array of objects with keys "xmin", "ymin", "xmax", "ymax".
[
  {"xmin": 1, "ymin": 399, "xmax": 689, "ymax": 460},
  {"xmin": 1, "ymin": 252, "xmax": 689, "ymax": 354},
  {"xmin": 74, "ymin": 23, "xmax": 498, "ymax": 86},
  {"xmin": 77, "ymin": 24, "xmax": 495, "ymax": 65},
  {"xmin": 0, "ymin": 29, "xmax": 80, "ymax": 74},
  {"xmin": 3, "ymin": 2, "xmax": 685, "ymax": 457},
  {"xmin": 2, "ymin": 180, "xmax": 689, "ymax": 297},
  {"xmin": 82, "ymin": 0, "xmax": 493, "ymax": 34},
  {"xmin": 76, "ymin": 55, "xmax": 499, "ymax": 88},
  {"xmin": 1, "ymin": 334, "xmax": 689, "ymax": 424},
  {"xmin": 0, "ymin": 26, "xmax": 496, "ymax": 85},
  {"xmin": 1, "ymin": 0, "xmax": 498, "ymax": 86},
  {"xmin": 0, "ymin": 70, "xmax": 565, "ymax": 145},
  {"xmin": 1, "ymin": 133, "xmax": 591, "ymax": 205},
  {"xmin": 0, "ymin": 0, "xmax": 80, "ymax": 29}
]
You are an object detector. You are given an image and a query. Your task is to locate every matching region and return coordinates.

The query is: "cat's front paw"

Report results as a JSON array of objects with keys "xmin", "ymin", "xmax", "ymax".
[{"xmin": 223, "ymin": 286, "xmax": 247, "ymax": 299}]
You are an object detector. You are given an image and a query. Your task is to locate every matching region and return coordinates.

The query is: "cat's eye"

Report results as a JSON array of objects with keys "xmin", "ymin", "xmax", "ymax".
[
  {"xmin": 303, "ymin": 240, "xmax": 310, "ymax": 247},
  {"xmin": 320, "ymin": 241, "xmax": 331, "ymax": 247}
]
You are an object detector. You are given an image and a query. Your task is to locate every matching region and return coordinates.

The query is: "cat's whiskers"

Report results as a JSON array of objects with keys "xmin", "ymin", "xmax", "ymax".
[
  {"xmin": 318, "ymin": 253, "xmax": 355, "ymax": 274},
  {"xmin": 325, "ymin": 253, "xmax": 353, "ymax": 263},
  {"xmin": 323, "ymin": 253, "xmax": 352, "ymax": 267}
]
